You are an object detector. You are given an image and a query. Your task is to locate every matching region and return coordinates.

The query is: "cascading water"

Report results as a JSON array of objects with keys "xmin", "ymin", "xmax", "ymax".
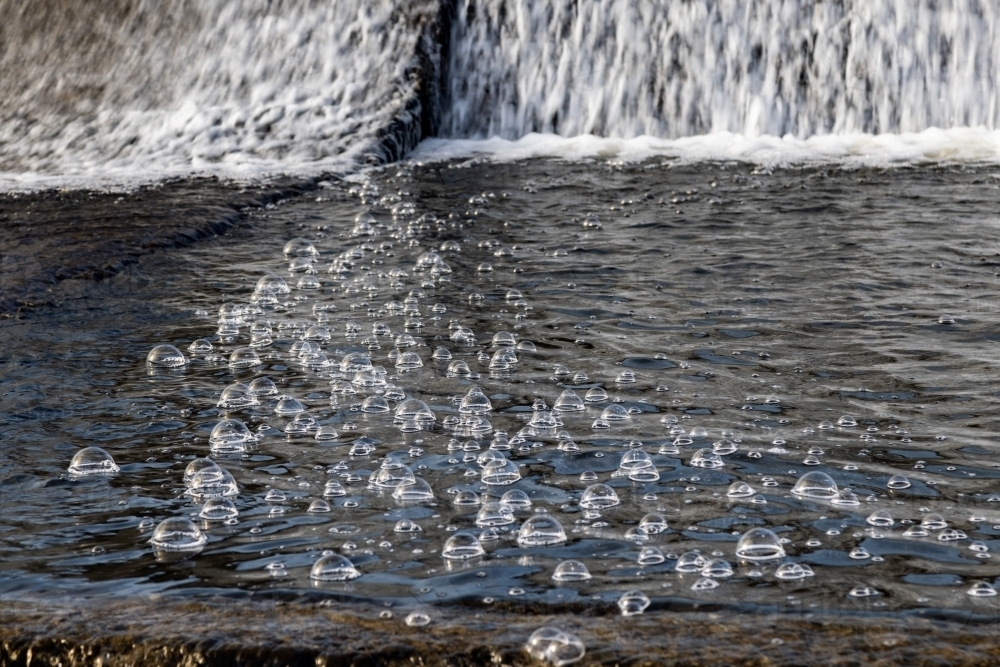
[{"xmin": 443, "ymin": 0, "xmax": 1000, "ymax": 139}]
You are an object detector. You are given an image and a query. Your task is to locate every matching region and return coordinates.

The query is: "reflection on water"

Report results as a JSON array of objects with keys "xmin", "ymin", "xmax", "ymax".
[{"xmin": 3, "ymin": 159, "xmax": 1000, "ymax": 622}]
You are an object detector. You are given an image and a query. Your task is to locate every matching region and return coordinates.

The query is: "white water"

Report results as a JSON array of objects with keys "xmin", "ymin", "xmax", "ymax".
[
  {"xmin": 444, "ymin": 0, "xmax": 1000, "ymax": 139},
  {"xmin": 3, "ymin": 0, "xmax": 1000, "ymax": 191},
  {"xmin": 0, "ymin": 0, "xmax": 438, "ymax": 191}
]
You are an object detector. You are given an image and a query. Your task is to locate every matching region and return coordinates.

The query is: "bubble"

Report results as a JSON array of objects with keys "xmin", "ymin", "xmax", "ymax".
[
  {"xmin": 501, "ymin": 489, "xmax": 532, "ymax": 509},
  {"xmin": 310, "ymin": 553, "xmax": 361, "ymax": 581},
  {"xmin": 525, "ymin": 627, "xmax": 585, "ymax": 667},
  {"xmin": 712, "ymin": 439, "xmax": 738, "ymax": 456},
  {"xmin": 361, "ymin": 395, "xmax": 390, "ymax": 414},
  {"xmin": 307, "ymin": 499, "xmax": 331, "ymax": 513},
  {"xmin": 967, "ymin": 582, "xmax": 998, "ymax": 597},
  {"xmin": 849, "ymin": 547, "xmax": 871, "ymax": 560},
  {"xmin": 323, "ymin": 480, "xmax": 347, "ymax": 497},
  {"xmin": 395, "ymin": 351, "xmax": 424, "ymax": 370},
  {"xmin": 726, "ymin": 481, "xmax": 755, "ymax": 498},
  {"xmin": 775, "ymin": 563, "xmax": 814, "ymax": 580},
  {"xmin": 887, "ymin": 475, "xmax": 911, "ymax": 490},
  {"xmin": 274, "ymin": 396, "xmax": 306, "ymax": 416},
  {"xmin": 200, "ymin": 498, "xmax": 239, "ymax": 521},
  {"xmin": 218, "ymin": 382, "xmax": 257, "ymax": 409},
  {"xmin": 518, "ymin": 515, "xmax": 567, "ymax": 547},
  {"xmin": 255, "ymin": 273, "xmax": 290, "ymax": 295},
  {"xmin": 517, "ymin": 340, "xmax": 537, "ymax": 353},
  {"xmin": 442, "ymin": 533, "xmax": 486, "ymax": 560},
  {"xmin": 150, "ymin": 517, "xmax": 207, "ymax": 551},
  {"xmin": 791, "ymin": 471, "xmax": 838, "ymax": 500},
  {"xmin": 188, "ymin": 339, "xmax": 214, "ymax": 354},
  {"xmin": 392, "ymin": 477, "xmax": 434, "ymax": 502},
  {"xmin": 68, "ymin": 447, "xmax": 120, "ymax": 476},
  {"xmin": 579, "ymin": 483, "xmax": 620, "ymax": 510},
  {"xmin": 394, "ymin": 398, "xmax": 435, "ymax": 424},
  {"xmin": 837, "ymin": 415, "xmax": 858, "ymax": 427},
  {"xmin": 848, "ymin": 585, "xmax": 879, "ymax": 598},
  {"xmin": 638, "ymin": 513, "xmax": 668, "ymax": 534},
  {"xmin": 584, "ymin": 387, "xmax": 608, "ymax": 402},
  {"xmin": 617, "ymin": 590, "xmax": 651, "ymax": 616},
  {"xmin": 615, "ymin": 370, "xmax": 636, "ymax": 384},
  {"xmin": 316, "ymin": 425, "xmax": 340, "ymax": 441},
  {"xmin": 209, "ymin": 419, "xmax": 255, "ymax": 455},
  {"xmin": 600, "ymin": 404, "xmax": 630, "ymax": 421},
  {"xmin": 186, "ymin": 466, "xmax": 239, "ymax": 500},
  {"xmin": 638, "ymin": 546, "xmax": 666, "ymax": 566},
  {"xmin": 481, "ymin": 458, "xmax": 521, "ymax": 485},
  {"xmin": 866, "ymin": 509, "xmax": 894, "ymax": 527},
  {"xmin": 831, "ymin": 489, "xmax": 860, "ymax": 507},
  {"xmin": 676, "ymin": 551, "xmax": 709, "ymax": 573},
  {"xmin": 460, "ymin": 386, "xmax": 493, "ymax": 414},
  {"xmin": 369, "ymin": 462, "xmax": 416, "ymax": 490},
  {"xmin": 690, "ymin": 449, "xmax": 724, "ymax": 469},
  {"xmin": 284, "ymin": 238, "xmax": 318, "ymax": 258},
  {"xmin": 229, "ymin": 347, "xmax": 261, "ymax": 368},
  {"xmin": 404, "ymin": 611, "xmax": 431, "ymax": 627},
  {"xmin": 736, "ymin": 528, "xmax": 785, "ymax": 561},
  {"xmin": 476, "ymin": 502, "xmax": 516, "ymax": 527},
  {"xmin": 248, "ymin": 377, "xmax": 278, "ymax": 396},
  {"xmin": 146, "ymin": 344, "xmax": 187, "ymax": 368},
  {"xmin": 541, "ymin": 559, "xmax": 595, "ymax": 586},
  {"xmin": 921, "ymin": 513, "xmax": 948, "ymax": 530}
]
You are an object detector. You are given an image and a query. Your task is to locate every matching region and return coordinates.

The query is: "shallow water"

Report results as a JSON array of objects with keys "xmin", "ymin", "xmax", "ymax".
[{"xmin": 3, "ymin": 158, "xmax": 1000, "ymax": 623}]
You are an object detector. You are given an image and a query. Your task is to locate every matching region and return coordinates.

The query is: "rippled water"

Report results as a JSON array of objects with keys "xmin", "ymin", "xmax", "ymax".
[{"xmin": 3, "ymin": 158, "xmax": 1000, "ymax": 622}]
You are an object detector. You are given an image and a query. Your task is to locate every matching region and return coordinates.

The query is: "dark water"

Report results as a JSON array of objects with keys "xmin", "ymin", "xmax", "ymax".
[{"xmin": 3, "ymin": 159, "xmax": 1000, "ymax": 633}]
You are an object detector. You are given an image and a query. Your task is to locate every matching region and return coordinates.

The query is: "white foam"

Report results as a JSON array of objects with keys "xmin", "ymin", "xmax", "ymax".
[{"xmin": 411, "ymin": 128, "xmax": 1000, "ymax": 168}]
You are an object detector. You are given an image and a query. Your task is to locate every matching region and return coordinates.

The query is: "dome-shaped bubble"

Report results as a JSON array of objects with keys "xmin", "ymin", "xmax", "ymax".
[
  {"xmin": 395, "ymin": 351, "xmax": 423, "ymax": 370},
  {"xmin": 735, "ymin": 527, "xmax": 785, "ymax": 561},
  {"xmin": 340, "ymin": 351, "xmax": 372, "ymax": 373},
  {"xmin": 791, "ymin": 471, "xmax": 838, "ymax": 499},
  {"xmin": 675, "ymin": 551, "xmax": 708, "ymax": 573},
  {"xmin": 255, "ymin": 273, "xmax": 290, "ymax": 295},
  {"xmin": 392, "ymin": 477, "xmax": 434, "ymax": 502},
  {"xmin": 68, "ymin": 447, "xmax": 120, "ymax": 476},
  {"xmin": 617, "ymin": 590, "xmax": 651, "ymax": 616},
  {"xmin": 274, "ymin": 396, "xmax": 306, "ymax": 416},
  {"xmin": 690, "ymin": 448, "xmax": 724, "ymax": 469},
  {"xmin": 516, "ymin": 340, "xmax": 537, "ymax": 353},
  {"xmin": 866, "ymin": 509, "xmax": 894, "ymax": 527},
  {"xmin": 600, "ymin": 404, "xmax": 629, "ymax": 421},
  {"xmin": 553, "ymin": 389, "xmax": 585, "ymax": 412},
  {"xmin": 579, "ymin": 483, "xmax": 620, "ymax": 509},
  {"xmin": 701, "ymin": 558, "xmax": 734, "ymax": 578},
  {"xmin": 887, "ymin": 474, "xmax": 911, "ymax": 489},
  {"xmin": 218, "ymin": 382, "xmax": 257, "ymax": 409},
  {"xmin": 247, "ymin": 376, "xmax": 277, "ymax": 396},
  {"xmin": 638, "ymin": 546, "xmax": 666, "ymax": 566},
  {"xmin": 492, "ymin": 331, "xmax": 517, "ymax": 347},
  {"xmin": 361, "ymin": 395, "xmax": 390, "ymax": 413},
  {"xmin": 394, "ymin": 398, "xmax": 435, "ymax": 422},
  {"xmin": 446, "ymin": 360, "xmax": 472, "ymax": 376},
  {"xmin": 228, "ymin": 346, "xmax": 261, "ymax": 368},
  {"xmin": 323, "ymin": 480, "xmax": 347, "ymax": 497},
  {"xmin": 442, "ymin": 533, "xmax": 486, "ymax": 560},
  {"xmin": 584, "ymin": 387, "xmax": 608, "ymax": 402},
  {"xmin": 837, "ymin": 414, "xmax": 858, "ymax": 427},
  {"xmin": 967, "ymin": 582, "xmax": 998, "ymax": 597},
  {"xmin": 184, "ymin": 458, "xmax": 220, "ymax": 485},
  {"xmin": 187, "ymin": 466, "xmax": 239, "ymax": 500},
  {"xmin": 517, "ymin": 515, "xmax": 567, "ymax": 547},
  {"xmin": 481, "ymin": 458, "xmax": 521, "ymax": 485},
  {"xmin": 921, "ymin": 513, "xmax": 948, "ymax": 530},
  {"xmin": 369, "ymin": 463, "xmax": 416, "ymax": 489},
  {"xmin": 209, "ymin": 419, "xmax": 255, "ymax": 454},
  {"xmin": 490, "ymin": 348, "xmax": 517, "ymax": 369},
  {"xmin": 712, "ymin": 439, "xmax": 738, "ymax": 455},
  {"xmin": 310, "ymin": 553, "xmax": 361, "ymax": 581},
  {"xmin": 525, "ymin": 627, "xmax": 586, "ymax": 667},
  {"xmin": 199, "ymin": 498, "xmax": 238, "ymax": 521},
  {"xmin": 459, "ymin": 386, "xmax": 492, "ymax": 414},
  {"xmin": 552, "ymin": 560, "xmax": 592, "ymax": 582},
  {"xmin": 831, "ymin": 489, "xmax": 860, "ymax": 507},
  {"xmin": 619, "ymin": 450, "xmax": 653, "ymax": 473},
  {"xmin": 394, "ymin": 519, "xmax": 422, "ymax": 533},
  {"xmin": 727, "ymin": 481, "xmax": 755, "ymax": 498},
  {"xmin": 188, "ymin": 339, "xmax": 214, "ymax": 354},
  {"xmin": 146, "ymin": 344, "xmax": 187, "ymax": 368},
  {"xmin": 307, "ymin": 499, "xmax": 332, "ymax": 513},
  {"xmin": 283, "ymin": 238, "xmax": 319, "ymax": 258},
  {"xmin": 501, "ymin": 489, "xmax": 532, "ymax": 509},
  {"xmin": 528, "ymin": 411, "xmax": 560, "ymax": 429},
  {"xmin": 476, "ymin": 502, "xmax": 516, "ymax": 527},
  {"xmin": 150, "ymin": 517, "xmax": 207, "ymax": 551},
  {"xmin": 453, "ymin": 490, "xmax": 481, "ymax": 506},
  {"xmin": 303, "ymin": 325, "xmax": 331, "ymax": 341},
  {"xmin": 432, "ymin": 346, "xmax": 452, "ymax": 360},
  {"xmin": 639, "ymin": 513, "xmax": 668, "ymax": 534},
  {"xmin": 775, "ymin": 563, "xmax": 814, "ymax": 580}
]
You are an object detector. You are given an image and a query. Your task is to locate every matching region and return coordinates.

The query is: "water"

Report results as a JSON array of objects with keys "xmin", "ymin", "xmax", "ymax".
[{"xmin": 3, "ymin": 158, "xmax": 1000, "ymax": 628}]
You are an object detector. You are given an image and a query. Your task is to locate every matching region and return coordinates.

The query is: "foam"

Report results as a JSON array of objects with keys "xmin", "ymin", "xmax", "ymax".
[{"xmin": 411, "ymin": 128, "xmax": 1000, "ymax": 168}]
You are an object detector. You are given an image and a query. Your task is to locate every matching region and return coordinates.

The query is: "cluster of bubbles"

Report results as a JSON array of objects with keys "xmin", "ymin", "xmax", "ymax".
[{"xmin": 63, "ymin": 174, "xmax": 1000, "ymax": 631}]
